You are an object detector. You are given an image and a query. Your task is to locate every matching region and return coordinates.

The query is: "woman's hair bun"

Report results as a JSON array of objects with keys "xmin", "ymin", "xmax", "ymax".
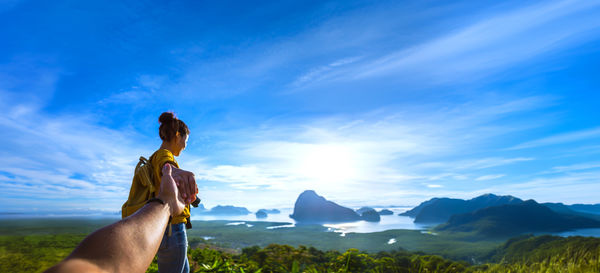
[
  {"xmin": 159, "ymin": 112, "xmax": 176, "ymax": 124},
  {"xmin": 158, "ymin": 111, "xmax": 189, "ymax": 142}
]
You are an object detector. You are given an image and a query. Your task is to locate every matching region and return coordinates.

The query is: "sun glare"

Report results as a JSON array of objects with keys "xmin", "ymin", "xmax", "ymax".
[{"xmin": 296, "ymin": 144, "xmax": 359, "ymax": 185}]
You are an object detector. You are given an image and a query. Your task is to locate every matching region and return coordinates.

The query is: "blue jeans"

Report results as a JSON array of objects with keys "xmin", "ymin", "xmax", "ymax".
[{"xmin": 157, "ymin": 223, "xmax": 189, "ymax": 273}]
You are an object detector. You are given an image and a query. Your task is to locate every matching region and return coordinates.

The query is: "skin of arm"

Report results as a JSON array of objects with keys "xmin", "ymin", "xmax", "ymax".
[{"xmin": 45, "ymin": 163, "xmax": 186, "ymax": 273}]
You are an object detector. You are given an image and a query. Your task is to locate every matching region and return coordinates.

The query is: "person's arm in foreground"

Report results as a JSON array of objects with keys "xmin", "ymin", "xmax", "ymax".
[{"xmin": 45, "ymin": 163, "xmax": 186, "ymax": 273}]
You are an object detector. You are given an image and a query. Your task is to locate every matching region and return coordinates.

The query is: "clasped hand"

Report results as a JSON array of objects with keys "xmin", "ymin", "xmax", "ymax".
[
  {"xmin": 156, "ymin": 164, "xmax": 198, "ymax": 216},
  {"xmin": 170, "ymin": 165, "xmax": 198, "ymax": 204}
]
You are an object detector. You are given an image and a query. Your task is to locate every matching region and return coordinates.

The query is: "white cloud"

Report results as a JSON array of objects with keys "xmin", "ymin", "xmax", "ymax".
[
  {"xmin": 0, "ymin": 100, "xmax": 152, "ymax": 211},
  {"xmin": 417, "ymin": 157, "xmax": 534, "ymax": 172},
  {"xmin": 475, "ymin": 174, "xmax": 506, "ymax": 181},
  {"xmin": 510, "ymin": 127, "xmax": 600, "ymax": 150},
  {"xmin": 188, "ymin": 96, "xmax": 551, "ymax": 205},
  {"xmin": 458, "ymin": 158, "xmax": 534, "ymax": 170},
  {"xmin": 291, "ymin": 56, "xmax": 363, "ymax": 88},
  {"xmin": 550, "ymin": 162, "xmax": 600, "ymax": 173},
  {"xmin": 295, "ymin": 0, "xmax": 600, "ymax": 87},
  {"xmin": 98, "ymin": 75, "xmax": 165, "ymax": 105},
  {"xmin": 479, "ymin": 171, "xmax": 600, "ymax": 204},
  {"xmin": 99, "ymin": 90, "xmax": 153, "ymax": 105}
]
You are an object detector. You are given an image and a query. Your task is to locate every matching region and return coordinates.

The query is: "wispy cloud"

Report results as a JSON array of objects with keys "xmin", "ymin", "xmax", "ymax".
[
  {"xmin": 99, "ymin": 75, "xmax": 167, "ymax": 105},
  {"xmin": 480, "ymin": 170, "xmax": 600, "ymax": 204},
  {"xmin": 550, "ymin": 162, "xmax": 600, "ymax": 173},
  {"xmin": 0, "ymin": 98, "xmax": 151, "ymax": 211},
  {"xmin": 295, "ymin": 0, "xmax": 600, "ymax": 87},
  {"xmin": 417, "ymin": 157, "xmax": 534, "ymax": 172},
  {"xmin": 510, "ymin": 127, "xmax": 600, "ymax": 150},
  {"xmin": 291, "ymin": 56, "xmax": 362, "ymax": 88},
  {"xmin": 0, "ymin": 55, "xmax": 61, "ymax": 107},
  {"xmin": 458, "ymin": 158, "xmax": 533, "ymax": 170},
  {"xmin": 475, "ymin": 174, "xmax": 506, "ymax": 181}
]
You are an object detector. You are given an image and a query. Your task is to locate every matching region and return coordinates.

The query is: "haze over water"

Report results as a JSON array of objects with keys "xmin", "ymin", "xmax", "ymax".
[{"xmin": 189, "ymin": 207, "xmax": 600, "ymax": 237}]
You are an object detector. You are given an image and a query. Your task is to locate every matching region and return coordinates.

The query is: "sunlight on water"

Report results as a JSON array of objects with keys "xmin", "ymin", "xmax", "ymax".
[
  {"xmin": 225, "ymin": 222, "xmax": 246, "ymax": 226},
  {"xmin": 191, "ymin": 206, "xmax": 600, "ymax": 237},
  {"xmin": 190, "ymin": 209, "xmax": 294, "ymax": 222},
  {"xmin": 194, "ymin": 207, "xmax": 431, "ymax": 233},
  {"xmin": 321, "ymin": 207, "xmax": 428, "ymax": 233},
  {"xmin": 266, "ymin": 224, "xmax": 295, "ymax": 229},
  {"xmin": 548, "ymin": 228, "xmax": 600, "ymax": 238}
]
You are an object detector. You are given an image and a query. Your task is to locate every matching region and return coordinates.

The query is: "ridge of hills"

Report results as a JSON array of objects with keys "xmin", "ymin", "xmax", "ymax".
[
  {"xmin": 541, "ymin": 202, "xmax": 600, "ymax": 221},
  {"xmin": 436, "ymin": 200, "xmax": 600, "ymax": 237},
  {"xmin": 401, "ymin": 193, "xmax": 600, "ymax": 224},
  {"xmin": 400, "ymin": 193, "xmax": 523, "ymax": 223}
]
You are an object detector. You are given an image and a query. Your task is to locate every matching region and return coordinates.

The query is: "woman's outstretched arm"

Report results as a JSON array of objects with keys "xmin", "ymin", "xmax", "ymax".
[{"xmin": 45, "ymin": 164, "xmax": 185, "ymax": 273}]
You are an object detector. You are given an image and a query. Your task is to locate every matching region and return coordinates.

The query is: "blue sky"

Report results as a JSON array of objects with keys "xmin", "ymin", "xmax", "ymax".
[{"xmin": 1, "ymin": 0, "xmax": 600, "ymax": 214}]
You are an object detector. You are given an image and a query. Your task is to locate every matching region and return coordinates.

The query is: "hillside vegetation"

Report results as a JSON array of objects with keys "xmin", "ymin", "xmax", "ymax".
[{"xmin": 2, "ymin": 234, "xmax": 599, "ymax": 273}]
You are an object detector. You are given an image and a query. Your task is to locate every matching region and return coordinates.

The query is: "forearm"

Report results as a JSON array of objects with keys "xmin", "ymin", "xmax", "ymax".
[{"xmin": 46, "ymin": 202, "xmax": 170, "ymax": 273}]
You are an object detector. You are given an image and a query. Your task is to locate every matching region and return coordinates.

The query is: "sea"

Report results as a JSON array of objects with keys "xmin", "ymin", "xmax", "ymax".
[
  {"xmin": 190, "ymin": 207, "xmax": 600, "ymax": 238},
  {"xmin": 3, "ymin": 207, "xmax": 600, "ymax": 238},
  {"xmin": 189, "ymin": 207, "xmax": 433, "ymax": 233}
]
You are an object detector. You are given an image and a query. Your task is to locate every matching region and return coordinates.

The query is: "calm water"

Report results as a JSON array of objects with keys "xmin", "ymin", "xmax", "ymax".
[
  {"xmin": 5, "ymin": 207, "xmax": 600, "ymax": 237},
  {"xmin": 190, "ymin": 207, "xmax": 600, "ymax": 237},
  {"xmin": 543, "ymin": 228, "xmax": 600, "ymax": 238},
  {"xmin": 190, "ymin": 207, "xmax": 436, "ymax": 233}
]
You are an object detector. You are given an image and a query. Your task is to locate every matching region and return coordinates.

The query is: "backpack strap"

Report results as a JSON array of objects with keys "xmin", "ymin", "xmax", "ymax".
[{"xmin": 135, "ymin": 156, "xmax": 156, "ymax": 196}]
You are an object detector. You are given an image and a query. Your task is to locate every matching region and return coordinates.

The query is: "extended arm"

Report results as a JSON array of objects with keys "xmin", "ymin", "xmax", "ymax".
[{"xmin": 45, "ymin": 164, "xmax": 185, "ymax": 273}]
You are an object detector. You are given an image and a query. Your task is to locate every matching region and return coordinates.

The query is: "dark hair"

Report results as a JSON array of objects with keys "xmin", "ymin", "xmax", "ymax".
[{"xmin": 158, "ymin": 112, "xmax": 190, "ymax": 142}]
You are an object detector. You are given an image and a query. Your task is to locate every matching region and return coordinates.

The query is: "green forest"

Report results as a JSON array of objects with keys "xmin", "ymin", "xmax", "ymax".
[{"xmin": 1, "ymin": 233, "xmax": 599, "ymax": 273}]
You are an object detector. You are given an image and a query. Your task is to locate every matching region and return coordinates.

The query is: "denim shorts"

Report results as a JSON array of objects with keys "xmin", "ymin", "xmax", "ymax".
[{"xmin": 157, "ymin": 223, "xmax": 189, "ymax": 273}]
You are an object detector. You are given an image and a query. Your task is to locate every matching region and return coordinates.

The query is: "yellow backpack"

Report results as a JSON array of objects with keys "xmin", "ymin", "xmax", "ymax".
[{"xmin": 121, "ymin": 156, "xmax": 157, "ymax": 218}]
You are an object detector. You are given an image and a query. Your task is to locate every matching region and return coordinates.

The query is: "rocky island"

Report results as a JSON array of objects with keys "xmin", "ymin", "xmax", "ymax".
[{"xmin": 290, "ymin": 190, "xmax": 361, "ymax": 223}]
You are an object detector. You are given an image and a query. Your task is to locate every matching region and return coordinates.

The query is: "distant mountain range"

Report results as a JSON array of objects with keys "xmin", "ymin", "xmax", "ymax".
[
  {"xmin": 195, "ymin": 206, "xmax": 281, "ymax": 217},
  {"xmin": 568, "ymin": 204, "xmax": 600, "ymax": 215},
  {"xmin": 400, "ymin": 194, "xmax": 523, "ymax": 223},
  {"xmin": 541, "ymin": 203, "xmax": 600, "ymax": 221},
  {"xmin": 401, "ymin": 193, "xmax": 600, "ymax": 224},
  {"xmin": 395, "ymin": 193, "xmax": 600, "ymax": 237},
  {"xmin": 436, "ymin": 200, "xmax": 600, "ymax": 237},
  {"xmin": 195, "ymin": 191, "xmax": 600, "ymax": 238},
  {"xmin": 200, "ymin": 205, "xmax": 251, "ymax": 215}
]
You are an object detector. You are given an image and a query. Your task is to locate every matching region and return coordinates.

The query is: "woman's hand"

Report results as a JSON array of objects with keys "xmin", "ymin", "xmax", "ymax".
[
  {"xmin": 157, "ymin": 164, "xmax": 186, "ymax": 216},
  {"xmin": 169, "ymin": 165, "xmax": 198, "ymax": 204}
]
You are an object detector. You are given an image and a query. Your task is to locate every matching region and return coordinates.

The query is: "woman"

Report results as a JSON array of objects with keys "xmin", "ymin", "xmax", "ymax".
[{"xmin": 152, "ymin": 111, "xmax": 196, "ymax": 273}]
